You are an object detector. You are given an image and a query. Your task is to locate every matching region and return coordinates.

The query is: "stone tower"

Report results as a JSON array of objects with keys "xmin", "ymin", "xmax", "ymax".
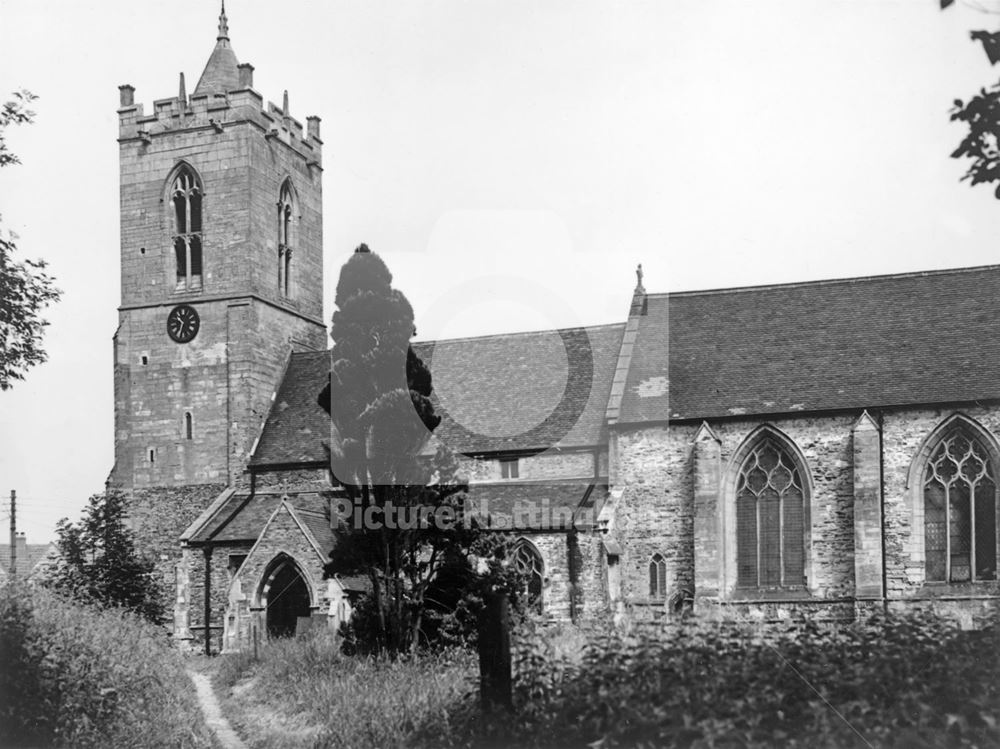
[{"xmin": 111, "ymin": 3, "xmax": 325, "ymax": 491}]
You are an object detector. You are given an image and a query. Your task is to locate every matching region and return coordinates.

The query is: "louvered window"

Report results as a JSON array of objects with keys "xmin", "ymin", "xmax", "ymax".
[
  {"xmin": 924, "ymin": 429, "xmax": 997, "ymax": 582},
  {"xmin": 171, "ymin": 167, "xmax": 203, "ymax": 291},
  {"xmin": 736, "ymin": 437, "xmax": 806, "ymax": 589}
]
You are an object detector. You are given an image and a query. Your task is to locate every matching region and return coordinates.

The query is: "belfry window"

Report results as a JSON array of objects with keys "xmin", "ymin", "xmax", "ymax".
[
  {"xmin": 277, "ymin": 180, "xmax": 295, "ymax": 298},
  {"xmin": 512, "ymin": 541, "xmax": 544, "ymax": 613},
  {"xmin": 923, "ymin": 428, "xmax": 997, "ymax": 583},
  {"xmin": 171, "ymin": 166, "xmax": 203, "ymax": 291},
  {"xmin": 735, "ymin": 436, "xmax": 806, "ymax": 589},
  {"xmin": 648, "ymin": 553, "xmax": 667, "ymax": 599}
]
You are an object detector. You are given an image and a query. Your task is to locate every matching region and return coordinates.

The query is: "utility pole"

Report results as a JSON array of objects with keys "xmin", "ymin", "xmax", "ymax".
[{"xmin": 9, "ymin": 490, "xmax": 16, "ymax": 577}]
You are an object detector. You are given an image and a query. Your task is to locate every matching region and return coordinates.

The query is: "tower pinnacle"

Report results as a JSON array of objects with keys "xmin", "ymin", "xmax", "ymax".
[{"xmin": 218, "ymin": 0, "xmax": 229, "ymax": 41}]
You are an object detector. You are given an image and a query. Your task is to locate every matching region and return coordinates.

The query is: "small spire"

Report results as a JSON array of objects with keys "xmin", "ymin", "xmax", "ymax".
[
  {"xmin": 178, "ymin": 72, "xmax": 187, "ymax": 107},
  {"xmin": 282, "ymin": 90, "xmax": 289, "ymax": 116},
  {"xmin": 217, "ymin": 0, "xmax": 229, "ymax": 40}
]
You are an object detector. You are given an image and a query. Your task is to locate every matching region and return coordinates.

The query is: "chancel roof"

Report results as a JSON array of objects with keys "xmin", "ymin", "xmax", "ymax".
[{"xmin": 621, "ymin": 264, "xmax": 1000, "ymax": 422}]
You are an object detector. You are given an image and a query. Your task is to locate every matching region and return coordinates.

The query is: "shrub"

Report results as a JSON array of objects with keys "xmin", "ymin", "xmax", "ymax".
[
  {"xmin": 439, "ymin": 611, "xmax": 1000, "ymax": 748},
  {"xmin": 0, "ymin": 581, "xmax": 211, "ymax": 748}
]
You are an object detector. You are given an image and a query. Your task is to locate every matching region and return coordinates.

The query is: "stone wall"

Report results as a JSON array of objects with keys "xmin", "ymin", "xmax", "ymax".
[
  {"xmin": 608, "ymin": 406, "xmax": 1000, "ymax": 627},
  {"xmin": 460, "ymin": 448, "xmax": 601, "ymax": 484}
]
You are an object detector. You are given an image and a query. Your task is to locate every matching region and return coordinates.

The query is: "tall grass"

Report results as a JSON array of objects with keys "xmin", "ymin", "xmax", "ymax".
[
  {"xmin": 215, "ymin": 630, "xmax": 476, "ymax": 749},
  {"xmin": 0, "ymin": 581, "xmax": 212, "ymax": 748}
]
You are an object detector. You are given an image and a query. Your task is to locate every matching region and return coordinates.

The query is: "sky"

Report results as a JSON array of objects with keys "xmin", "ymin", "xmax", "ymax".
[{"xmin": 2, "ymin": 0, "xmax": 1000, "ymax": 541}]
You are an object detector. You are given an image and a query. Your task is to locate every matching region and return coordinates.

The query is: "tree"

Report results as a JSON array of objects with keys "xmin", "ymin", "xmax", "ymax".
[
  {"xmin": 940, "ymin": 2, "xmax": 1000, "ymax": 195},
  {"xmin": 42, "ymin": 491, "xmax": 165, "ymax": 624},
  {"xmin": 0, "ymin": 90, "xmax": 61, "ymax": 390},
  {"xmin": 319, "ymin": 244, "xmax": 475, "ymax": 654}
]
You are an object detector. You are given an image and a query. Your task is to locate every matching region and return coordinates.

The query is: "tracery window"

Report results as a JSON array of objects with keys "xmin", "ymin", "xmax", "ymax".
[
  {"xmin": 735, "ymin": 437, "xmax": 806, "ymax": 589},
  {"xmin": 171, "ymin": 166, "xmax": 203, "ymax": 291},
  {"xmin": 923, "ymin": 428, "xmax": 997, "ymax": 582},
  {"xmin": 648, "ymin": 553, "xmax": 667, "ymax": 599},
  {"xmin": 512, "ymin": 541, "xmax": 544, "ymax": 613},
  {"xmin": 277, "ymin": 180, "xmax": 295, "ymax": 297}
]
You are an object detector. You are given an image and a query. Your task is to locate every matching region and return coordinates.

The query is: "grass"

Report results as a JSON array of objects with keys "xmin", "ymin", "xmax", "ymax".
[
  {"xmin": 0, "ymin": 581, "xmax": 213, "ymax": 748},
  {"xmin": 213, "ymin": 630, "xmax": 476, "ymax": 749}
]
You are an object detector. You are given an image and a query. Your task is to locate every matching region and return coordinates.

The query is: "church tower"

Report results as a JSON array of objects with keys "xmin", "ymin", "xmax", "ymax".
[{"xmin": 111, "ymin": 3, "xmax": 325, "ymax": 491}]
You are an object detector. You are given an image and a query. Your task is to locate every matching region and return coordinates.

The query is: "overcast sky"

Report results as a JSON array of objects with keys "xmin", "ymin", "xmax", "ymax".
[{"xmin": 2, "ymin": 0, "xmax": 1000, "ymax": 541}]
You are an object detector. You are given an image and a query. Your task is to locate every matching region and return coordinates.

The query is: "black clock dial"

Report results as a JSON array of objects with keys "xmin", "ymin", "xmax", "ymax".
[{"xmin": 167, "ymin": 304, "xmax": 200, "ymax": 343}]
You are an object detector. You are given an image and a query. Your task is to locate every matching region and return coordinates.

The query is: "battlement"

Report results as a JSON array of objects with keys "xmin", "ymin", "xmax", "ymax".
[{"xmin": 117, "ymin": 71, "xmax": 322, "ymax": 166}]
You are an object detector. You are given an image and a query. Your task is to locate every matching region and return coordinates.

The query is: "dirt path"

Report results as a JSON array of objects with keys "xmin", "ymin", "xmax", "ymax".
[{"xmin": 187, "ymin": 669, "xmax": 249, "ymax": 749}]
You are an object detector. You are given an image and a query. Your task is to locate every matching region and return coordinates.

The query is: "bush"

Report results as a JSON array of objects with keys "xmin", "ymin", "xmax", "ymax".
[
  {"xmin": 0, "ymin": 581, "xmax": 211, "ymax": 748},
  {"xmin": 440, "ymin": 611, "xmax": 1000, "ymax": 748}
]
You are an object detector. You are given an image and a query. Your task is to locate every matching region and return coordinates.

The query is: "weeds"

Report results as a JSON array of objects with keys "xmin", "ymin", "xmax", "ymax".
[
  {"xmin": 215, "ymin": 629, "xmax": 476, "ymax": 749},
  {"xmin": 0, "ymin": 581, "xmax": 211, "ymax": 748}
]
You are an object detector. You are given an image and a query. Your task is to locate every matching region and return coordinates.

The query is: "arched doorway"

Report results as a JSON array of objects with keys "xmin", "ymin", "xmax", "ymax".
[{"xmin": 261, "ymin": 556, "xmax": 312, "ymax": 638}]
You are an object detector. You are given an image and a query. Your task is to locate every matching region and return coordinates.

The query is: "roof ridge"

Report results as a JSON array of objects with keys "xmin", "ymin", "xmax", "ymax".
[
  {"xmin": 413, "ymin": 321, "xmax": 625, "ymax": 347},
  {"xmin": 647, "ymin": 263, "xmax": 1000, "ymax": 299}
]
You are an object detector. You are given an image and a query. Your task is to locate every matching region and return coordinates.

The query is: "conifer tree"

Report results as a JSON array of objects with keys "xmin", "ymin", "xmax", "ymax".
[
  {"xmin": 320, "ymin": 245, "xmax": 471, "ymax": 654},
  {"xmin": 43, "ymin": 491, "xmax": 165, "ymax": 624}
]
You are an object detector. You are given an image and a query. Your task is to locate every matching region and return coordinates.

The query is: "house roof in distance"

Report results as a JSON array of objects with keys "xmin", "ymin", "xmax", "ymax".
[{"xmin": 620, "ymin": 264, "xmax": 1000, "ymax": 422}]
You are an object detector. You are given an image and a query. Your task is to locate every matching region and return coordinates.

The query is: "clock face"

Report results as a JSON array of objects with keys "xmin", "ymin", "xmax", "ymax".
[{"xmin": 167, "ymin": 304, "xmax": 200, "ymax": 343}]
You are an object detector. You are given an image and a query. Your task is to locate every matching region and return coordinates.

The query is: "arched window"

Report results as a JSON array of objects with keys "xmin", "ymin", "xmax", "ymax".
[
  {"xmin": 735, "ymin": 435, "xmax": 806, "ymax": 589},
  {"xmin": 923, "ymin": 426, "xmax": 997, "ymax": 582},
  {"xmin": 512, "ymin": 541, "xmax": 544, "ymax": 613},
  {"xmin": 648, "ymin": 553, "xmax": 667, "ymax": 599},
  {"xmin": 184, "ymin": 412, "xmax": 193, "ymax": 440},
  {"xmin": 277, "ymin": 180, "xmax": 295, "ymax": 298},
  {"xmin": 170, "ymin": 165, "xmax": 203, "ymax": 291}
]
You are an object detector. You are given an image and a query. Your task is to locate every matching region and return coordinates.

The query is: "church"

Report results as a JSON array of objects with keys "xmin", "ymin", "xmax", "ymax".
[{"xmin": 111, "ymin": 6, "xmax": 1000, "ymax": 653}]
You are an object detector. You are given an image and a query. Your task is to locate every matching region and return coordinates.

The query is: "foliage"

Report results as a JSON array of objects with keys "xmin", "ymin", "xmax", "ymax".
[
  {"xmin": 319, "ymin": 244, "xmax": 478, "ymax": 655},
  {"xmin": 437, "ymin": 611, "xmax": 1000, "ymax": 748},
  {"xmin": 213, "ymin": 628, "xmax": 475, "ymax": 749},
  {"xmin": 42, "ymin": 490, "xmax": 165, "ymax": 623},
  {"xmin": 0, "ymin": 90, "xmax": 61, "ymax": 390},
  {"xmin": 0, "ymin": 582, "xmax": 211, "ymax": 748}
]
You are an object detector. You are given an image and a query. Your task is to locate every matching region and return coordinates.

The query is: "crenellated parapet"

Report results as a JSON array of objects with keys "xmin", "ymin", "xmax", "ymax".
[{"xmin": 116, "ymin": 72, "xmax": 322, "ymax": 168}]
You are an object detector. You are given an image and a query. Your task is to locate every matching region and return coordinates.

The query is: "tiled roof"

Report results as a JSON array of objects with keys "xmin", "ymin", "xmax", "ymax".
[
  {"xmin": 416, "ymin": 323, "xmax": 623, "ymax": 454},
  {"xmin": 621, "ymin": 264, "xmax": 1000, "ymax": 422},
  {"xmin": 187, "ymin": 489, "xmax": 334, "ymax": 544},
  {"xmin": 0, "ymin": 542, "xmax": 54, "ymax": 579},
  {"xmin": 466, "ymin": 480, "xmax": 603, "ymax": 531},
  {"xmin": 250, "ymin": 324, "xmax": 623, "ymax": 467},
  {"xmin": 249, "ymin": 351, "xmax": 330, "ymax": 467}
]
